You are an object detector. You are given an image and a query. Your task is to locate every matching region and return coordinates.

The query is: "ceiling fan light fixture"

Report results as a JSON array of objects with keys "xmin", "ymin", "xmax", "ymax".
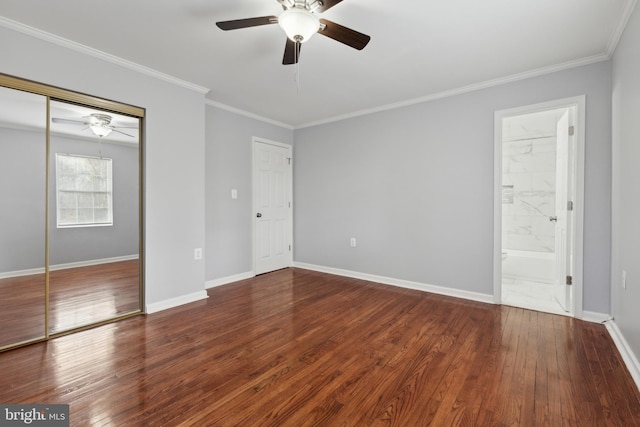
[
  {"xmin": 90, "ymin": 125, "xmax": 113, "ymax": 137},
  {"xmin": 88, "ymin": 113, "xmax": 113, "ymax": 137},
  {"xmin": 278, "ymin": 7, "xmax": 319, "ymax": 43}
]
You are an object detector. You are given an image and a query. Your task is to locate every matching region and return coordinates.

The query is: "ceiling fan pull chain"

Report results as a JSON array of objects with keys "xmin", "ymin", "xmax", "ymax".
[{"xmin": 295, "ymin": 41, "xmax": 300, "ymax": 91}]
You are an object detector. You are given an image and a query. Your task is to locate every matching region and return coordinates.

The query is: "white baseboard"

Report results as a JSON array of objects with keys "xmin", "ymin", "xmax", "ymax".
[
  {"xmin": 293, "ymin": 263, "xmax": 615, "ymax": 322},
  {"xmin": 49, "ymin": 254, "xmax": 139, "ymax": 271},
  {"xmin": 206, "ymin": 271, "xmax": 254, "ymax": 289},
  {"xmin": 605, "ymin": 320, "xmax": 640, "ymax": 392},
  {"xmin": 581, "ymin": 311, "xmax": 613, "ymax": 323},
  {"xmin": 145, "ymin": 290, "xmax": 208, "ymax": 314},
  {"xmin": 293, "ymin": 262, "xmax": 494, "ymax": 304},
  {"xmin": 0, "ymin": 266, "xmax": 44, "ymax": 279},
  {"xmin": 0, "ymin": 255, "xmax": 139, "ymax": 279}
]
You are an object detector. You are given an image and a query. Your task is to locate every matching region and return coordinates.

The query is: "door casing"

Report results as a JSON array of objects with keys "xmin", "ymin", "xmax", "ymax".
[{"xmin": 493, "ymin": 96, "xmax": 585, "ymax": 318}]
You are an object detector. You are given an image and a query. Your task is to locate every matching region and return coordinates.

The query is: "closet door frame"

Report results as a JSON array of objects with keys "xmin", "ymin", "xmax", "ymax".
[{"xmin": 0, "ymin": 73, "xmax": 145, "ymax": 351}]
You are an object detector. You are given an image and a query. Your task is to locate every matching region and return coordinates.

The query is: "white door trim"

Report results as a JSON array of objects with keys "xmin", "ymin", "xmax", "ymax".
[
  {"xmin": 252, "ymin": 136, "xmax": 293, "ymax": 274},
  {"xmin": 493, "ymin": 96, "xmax": 586, "ymax": 318}
]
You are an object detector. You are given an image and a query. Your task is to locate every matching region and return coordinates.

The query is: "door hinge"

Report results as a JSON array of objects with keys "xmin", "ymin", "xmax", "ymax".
[
  {"xmin": 567, "ymin": 201, "xmax": 574, "ymax": 211},
  {"xmin": 568, "ymin": 125, "xmax": 575, "ymax": 136},
  {"xmin": 289, "ymin": 245, "xmax": 292, "ymax": 251},
  {"xmin": 566, "ymin": 275, "xmax": 573, "ymax": 285},
  {"xmin": 287, "ymin": 157, "xmax": 291, "ymax": 165}
]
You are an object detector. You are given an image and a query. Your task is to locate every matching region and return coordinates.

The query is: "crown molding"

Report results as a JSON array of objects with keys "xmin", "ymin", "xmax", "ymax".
[
  {"xmin": 0, "ymin": 17, "xmax": 210, "ymax": 95},
  {"xmin": 295, "ymin": 53, "xmax": 610, "ymax": 129},
  {"xmin": 295, "ymin": 0, "xmax": 638, "ymax": 130},
  {"xmin": 3, "ymin": 0, "xmax": 634, "ymax": 131},
  {"xmin": 205, "ymin": 99, "xmax": 294, "ymax": 129},
  {"xmin": 607, "ymin": 0, "xmax": 638, "ymax": 57}
]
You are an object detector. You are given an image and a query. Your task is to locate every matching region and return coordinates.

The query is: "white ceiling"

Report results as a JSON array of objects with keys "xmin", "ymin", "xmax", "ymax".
[{"xmin": 0, "ymin": 0, "xmax": 635, "ymax": 128}]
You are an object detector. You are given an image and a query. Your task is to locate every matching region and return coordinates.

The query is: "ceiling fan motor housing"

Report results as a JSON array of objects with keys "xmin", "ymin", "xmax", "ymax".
[
  {"xmin": 89, "ymin": 113, "xmax": 112, "ymax": 126},
  {"xmin": 278, "ymin": 0, "xmax": 324, "ymax": 12}
]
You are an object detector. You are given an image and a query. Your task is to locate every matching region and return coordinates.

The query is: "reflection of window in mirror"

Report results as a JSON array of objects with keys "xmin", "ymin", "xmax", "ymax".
[{"xmin": 55, "ymin": 153, "xmax": 113, "ymax": 228}]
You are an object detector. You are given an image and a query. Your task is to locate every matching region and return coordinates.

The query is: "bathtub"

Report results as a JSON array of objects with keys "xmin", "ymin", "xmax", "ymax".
[{"xmin": 501, "ymin": 249, "xmax": 555, "ymax": 283}]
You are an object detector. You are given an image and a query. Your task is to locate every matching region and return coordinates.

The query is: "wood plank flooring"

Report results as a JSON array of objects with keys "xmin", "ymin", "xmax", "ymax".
[
  {"xmin": 48, "ymin": 259, "xmax": 140, "ymax": 334},
  {"xmin": 1, "ymin": 267, "xmax": 639, "ymax": 426},
  {"xmin": 0, "ymin": 260, "xmax": 140, "ymax": 347}
]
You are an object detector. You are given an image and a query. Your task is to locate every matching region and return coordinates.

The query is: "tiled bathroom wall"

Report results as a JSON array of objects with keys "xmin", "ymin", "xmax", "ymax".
[{"xmin": 502, "ymin": 137, "xmax": 556, "ymax": 253}]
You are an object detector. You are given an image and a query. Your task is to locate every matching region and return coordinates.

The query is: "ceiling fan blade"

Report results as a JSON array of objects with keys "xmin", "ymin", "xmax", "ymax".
[
  {"xmin": 314, "ymin": 0, "xmax": 344, "ymax": 13},
  {"xmin": 52, "ymin": 117, "xmax": 87, "ymax": 125},
  {"xmin": 111, "ymin": 128, "xmax": 135, "ymax": 138},
  {"xmin": 318, "ymin": 19, "xmax": 370, "ymax": 50},
  {"xmin": 216, "ymin": 16, "xmax": 278, "ymax": 31},
  {"xmin": 282, "ymin": 38, "xmax": 302, "ymax": 65}
]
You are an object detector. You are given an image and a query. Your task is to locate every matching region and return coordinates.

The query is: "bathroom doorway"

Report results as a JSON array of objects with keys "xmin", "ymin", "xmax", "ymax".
[{"xmin": 494, "ymin": 97, "xmax": 585, "ymax": 317}]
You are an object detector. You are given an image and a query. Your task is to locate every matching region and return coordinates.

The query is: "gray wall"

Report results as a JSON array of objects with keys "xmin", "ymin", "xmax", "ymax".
[
  {"xmin": 205, "ymin": 105, "xmax": 293, "ymax": 281},
  {"xmin": 1, "ymin": 24, "xmax": 207, "ymax": 307},
  {"xmin": 0, "ymin": 127, "xmax": 46, "ymax": 271},
  {"xmin": 293, "ymin": 61, "xmax": 612, "ymax": 314},
  {"xmin": 611, "ymin": 4, "xmax": 640, "ymax": 371}
]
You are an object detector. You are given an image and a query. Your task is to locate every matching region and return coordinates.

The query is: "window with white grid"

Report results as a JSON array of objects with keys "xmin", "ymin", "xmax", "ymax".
[{"xmin": 55, "ymin": 153, "xmax": 113, "ymax": 228}]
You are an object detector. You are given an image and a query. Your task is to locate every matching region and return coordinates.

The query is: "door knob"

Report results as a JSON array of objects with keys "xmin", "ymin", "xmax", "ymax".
[
  {"xmin": 256, "ymin": 213, "xmax": 262, "ymax": 218},
  {"xmin": 549, "ymin": 216, "xmax": 557, "ymax": 222}
]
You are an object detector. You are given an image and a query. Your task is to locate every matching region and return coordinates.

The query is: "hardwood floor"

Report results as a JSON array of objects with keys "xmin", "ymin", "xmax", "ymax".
[
  {"xmin": 0, "ymin": 260, "xmax": 140, "ymax": 348},
  {"xmin": 48, "ymin": 259, "xmax": 140, "ymax": 334},
  {"xmin": 0, "ymin": 273, "xmax": 46, "ymax": 345},
  {"xmin": 1, "ymin": 268, "xmax": 639, "ymax": 426}
]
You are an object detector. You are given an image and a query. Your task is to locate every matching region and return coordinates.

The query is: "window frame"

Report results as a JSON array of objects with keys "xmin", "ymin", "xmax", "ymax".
[{"xmin": 55, "ymin": 153, "xmax": 114, "ymax": 228}]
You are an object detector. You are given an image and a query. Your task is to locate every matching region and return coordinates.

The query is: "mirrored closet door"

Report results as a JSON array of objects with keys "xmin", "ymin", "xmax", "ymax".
[
  {"xmin": 48, "ymin": 100, "xmax": 142, "ymax": 335},
  {"xmin": 0, "ymin": 75, "xmax": 144, "ymax": 351},
  {"xmin": 0, "ymin": 86, "xmax": 47, "ymax": 348}
]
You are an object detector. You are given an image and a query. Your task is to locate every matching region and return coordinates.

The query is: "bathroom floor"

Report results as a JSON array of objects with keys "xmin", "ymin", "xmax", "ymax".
[{"xmin": 502, "ymin": 278, "xmax": 569, "ymax": 316}]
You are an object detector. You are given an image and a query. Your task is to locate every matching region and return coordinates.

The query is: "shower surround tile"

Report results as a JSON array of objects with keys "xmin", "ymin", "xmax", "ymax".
[{"xmin": 502, "ymin": 137, "xmax": 557, "ymax": 253}]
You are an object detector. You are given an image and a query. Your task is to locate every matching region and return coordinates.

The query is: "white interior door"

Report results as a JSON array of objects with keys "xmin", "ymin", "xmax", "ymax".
[
  {"xmin": 253, "ymin": 139, "xmax": 292, "ymax": 275},
  {"xmin": 554, "ymin": 110, "xmax": 573, "ymax": 312}
]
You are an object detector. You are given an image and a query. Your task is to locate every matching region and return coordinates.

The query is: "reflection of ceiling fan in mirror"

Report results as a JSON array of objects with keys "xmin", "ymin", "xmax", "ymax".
[{"xmin": 51, "ymin": 113, "xmax": 137, "ymax": 138}]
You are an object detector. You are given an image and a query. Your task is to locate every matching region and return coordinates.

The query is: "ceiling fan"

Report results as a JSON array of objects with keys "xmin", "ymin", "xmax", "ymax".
[
  {"xmin": 216, "ymin": 0, "xmax": 371, "ymax": 65},
  {"xmin": 51, "ymin": 113, "xmax": 137, "ymax": 138}
]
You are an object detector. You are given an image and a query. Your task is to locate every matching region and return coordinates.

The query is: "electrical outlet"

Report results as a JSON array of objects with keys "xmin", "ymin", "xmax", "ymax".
[
  {"xmin": 350, "ymin": 237, "xmax": 357, "ymax": 247},
  {"xmin": 194, "ymin": 248, "xmax": 202, "ymax": 260},
  {"xmin": 622, "ymin": 270, "xmax": 627, "ymax": 289}
]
